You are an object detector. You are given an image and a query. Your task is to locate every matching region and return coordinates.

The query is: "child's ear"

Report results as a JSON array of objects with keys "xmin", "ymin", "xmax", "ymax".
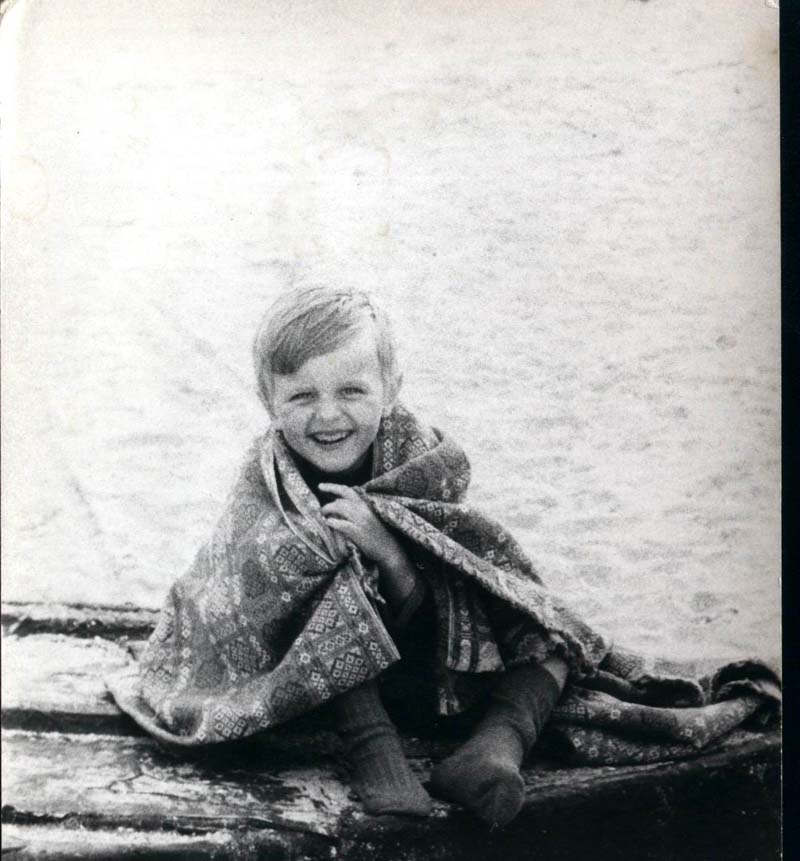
[{"xmin": 382, "ymin": 372, "xmax": 403, "ymax": 415}]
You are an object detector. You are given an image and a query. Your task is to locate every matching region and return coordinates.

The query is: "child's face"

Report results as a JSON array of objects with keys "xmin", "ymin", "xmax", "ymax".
[{"xmin": 269, "ymin": 327, "xmax": 394, "ymax": 474}]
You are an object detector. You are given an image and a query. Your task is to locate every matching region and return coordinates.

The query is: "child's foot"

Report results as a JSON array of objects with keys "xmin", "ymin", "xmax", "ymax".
[
  {"xmin": 334, "ymin": 681, "xmax": 432, "ymax": 817},
  {"xmin": 346, "ymin": 722, "xmax": 432, "ymax": 816},
  {"xmin": 430, "ymin": 724, "xmax": 525, "ymax": 827},
  {"xmin": 431, "ymin": 660, "xmax": 566, "ymax": 826}
]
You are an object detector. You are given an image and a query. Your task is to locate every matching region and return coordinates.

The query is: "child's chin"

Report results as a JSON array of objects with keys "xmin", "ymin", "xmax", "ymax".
[{"xmin": 307, "ymin": 446, "xmax": 364, "ymax": 474}]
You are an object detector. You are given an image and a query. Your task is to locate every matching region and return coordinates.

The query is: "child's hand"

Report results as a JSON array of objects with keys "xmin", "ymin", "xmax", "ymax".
[
  {"xmin": 320, "ymin": 483, "xmax": 421, "ymax": 617},
  {"xmin": 319, "ymin": 484, "xmax": 404, "ymax": 571}
]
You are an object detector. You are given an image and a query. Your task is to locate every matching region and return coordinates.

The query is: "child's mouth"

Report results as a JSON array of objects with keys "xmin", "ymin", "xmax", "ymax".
[{"xmin": 309, "ymin": 431, "xmax": 353, "ymax": 447}]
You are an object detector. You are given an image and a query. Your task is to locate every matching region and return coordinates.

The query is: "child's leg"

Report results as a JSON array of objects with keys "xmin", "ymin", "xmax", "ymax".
[
  {"xmin": 334, "ymin": 679, "xmax": 432, "ymax": 817},
  {"xmin": 430, "ymin": 656, "xmax": 568, "ymax": 827}
]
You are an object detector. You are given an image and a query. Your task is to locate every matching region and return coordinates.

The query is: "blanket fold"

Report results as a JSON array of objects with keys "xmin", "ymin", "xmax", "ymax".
[{"xmin": 107, "ymin": 404, "xmax": 779, "ymax": 762}]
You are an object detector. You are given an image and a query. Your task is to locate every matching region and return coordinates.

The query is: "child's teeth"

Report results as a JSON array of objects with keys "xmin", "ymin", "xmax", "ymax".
[{"xmin": 314, "ymin": 432, "xmax": 349, "ymax": 443}]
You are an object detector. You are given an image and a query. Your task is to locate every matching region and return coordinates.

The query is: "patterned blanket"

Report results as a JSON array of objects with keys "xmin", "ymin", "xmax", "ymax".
[{"xmin": 108, "ymin": 404, "xmax": 779, "ymax": 763}]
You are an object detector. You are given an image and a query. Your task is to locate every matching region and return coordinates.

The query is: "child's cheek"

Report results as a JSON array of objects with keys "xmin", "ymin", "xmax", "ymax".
[{"xmin": 274, "ymin": 403, "xmax": 303, "ymax": 431}]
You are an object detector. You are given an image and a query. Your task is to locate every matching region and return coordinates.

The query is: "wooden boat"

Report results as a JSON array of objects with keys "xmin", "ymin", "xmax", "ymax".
[{"xmin": 1, "ymin": 601, "xmax": 780, "ymax": 860}]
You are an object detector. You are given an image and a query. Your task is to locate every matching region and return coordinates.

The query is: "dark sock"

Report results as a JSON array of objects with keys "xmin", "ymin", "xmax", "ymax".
[
  {"xmin": 334, "ymin": 680, "xmax": 432, "ymax": 817},
  {"xmin": 430, "ymin": 662, "xmax": 564, "ymax": 826}
]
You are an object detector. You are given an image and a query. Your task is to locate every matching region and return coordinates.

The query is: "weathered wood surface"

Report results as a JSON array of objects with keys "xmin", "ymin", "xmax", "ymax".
[
  {"xmin": 1, "ymin": 602, "xmax": 158, "ymax": 640},
  {"xmin": 0, "ymin": 825, "xmax": 268, "ymax": 861},
  {"xmin": 1, "ymin": 729, "xmax": 780, "ymax": 860},
  {"xmin": 2, "ymin": 635, "xmax": 132, "ymax": 734},
  {"xmin": 1, "ymin": 602, "xmax": 781, "ymax": 860},
  {"xmin": 1, "ymin": 730, "xmax": 352, "ymax": 840}
]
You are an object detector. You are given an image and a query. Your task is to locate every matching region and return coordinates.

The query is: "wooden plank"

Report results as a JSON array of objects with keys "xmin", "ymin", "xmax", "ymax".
[
  {"xmin": 0, "ymin": 825, "xmax": 269, "ymax": 861},
  {"xmin": 1, "ymin": 603, "xmax": 158, "ymax": 640},
  {"xmin": 2, "ymin": 635, "xmax": 133, "ymax": 734},
  {"xmin": 1, "ymin": 729, "xmax": 780, "ymax": 861},
  {"xmin": 0, "ymin": 606, "xmax": 782, "ymax": 858},
  {"xmin": 1, "ymin": 730, "xmax": 351, "ymax": 842}
]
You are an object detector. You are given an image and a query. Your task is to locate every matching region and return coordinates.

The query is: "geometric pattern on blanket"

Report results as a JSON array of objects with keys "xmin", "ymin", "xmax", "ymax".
[{"xmin": 106, "ymin": 403, "xmax": 780, "ymax": 759}]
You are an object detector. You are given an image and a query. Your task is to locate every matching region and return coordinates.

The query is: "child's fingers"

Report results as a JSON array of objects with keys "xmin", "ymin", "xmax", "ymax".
[
  {"xmin": 321, "ymin": 499, "xmax": 359, "ymax": 518},
  {"xmin": 325, "ymin": 516, "xmax": 356, "ymax": 537},
  {"xmin": 318, "ymin": 483, "xmax": 359, "ymax": 500}
]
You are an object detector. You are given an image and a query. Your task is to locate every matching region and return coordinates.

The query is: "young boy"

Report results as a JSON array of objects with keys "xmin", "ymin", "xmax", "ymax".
[
  {"xmin": 257, "ymin": 286, "xmax": 568, "ymax": 823},
  {"xmin": 109, "ymin": 285, "xmax": 778, "ymax": 828}
]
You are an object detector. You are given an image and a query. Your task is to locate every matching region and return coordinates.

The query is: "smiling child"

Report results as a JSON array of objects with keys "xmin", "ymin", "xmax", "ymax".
[
  {"xmin": 255, "ymin": 288, "xmax": 570, "ymax": 821},
  {"xmin": 110, "ymin": 286, "xmax": 780, "ymax": 828}
]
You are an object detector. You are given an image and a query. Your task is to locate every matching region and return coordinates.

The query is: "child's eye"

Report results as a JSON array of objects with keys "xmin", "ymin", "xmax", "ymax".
[
  {"xmin": 341, "ymin": 386, "xmax": 365, "ymax": 397},
  {"xmin": 289, "ymin": 391, "xmax": 314, "ymax": 403}
]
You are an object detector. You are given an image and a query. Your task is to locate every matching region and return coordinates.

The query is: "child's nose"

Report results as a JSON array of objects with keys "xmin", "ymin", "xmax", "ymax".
[{"xmin": 314, "ymin": 398, "xmax": 343, "ymax": 423}]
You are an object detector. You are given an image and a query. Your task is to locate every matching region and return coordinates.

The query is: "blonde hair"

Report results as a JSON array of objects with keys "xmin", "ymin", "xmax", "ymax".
[{"xmin": 253, "ymin": 286, "xmax": 401, "ymax": 410}]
